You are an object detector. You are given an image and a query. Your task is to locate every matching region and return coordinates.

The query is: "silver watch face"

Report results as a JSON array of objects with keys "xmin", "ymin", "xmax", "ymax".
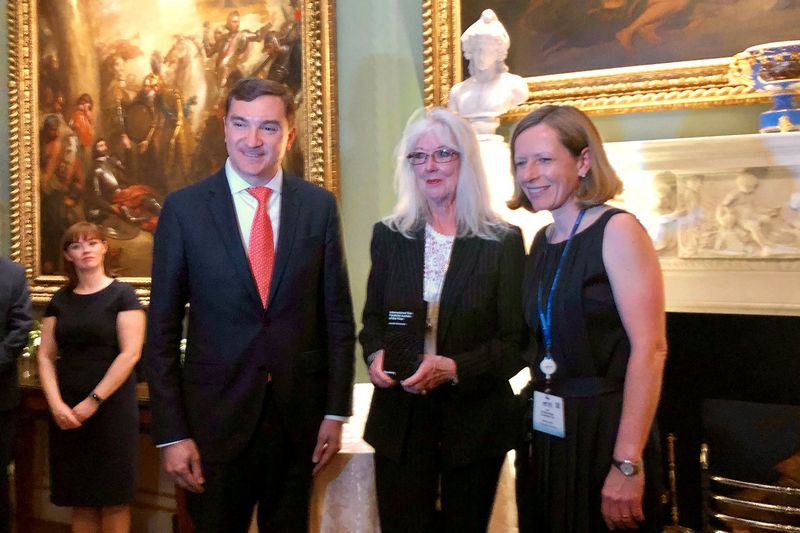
[{"xmin": 619, "ymin": 462, "xmax": 635, "ymax": 476}]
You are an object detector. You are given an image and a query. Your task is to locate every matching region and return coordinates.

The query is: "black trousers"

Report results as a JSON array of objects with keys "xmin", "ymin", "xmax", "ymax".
[
  {"xmin": 0, "ymin": 410, "xmax": 16, "ymax": 533},
  {"xmin": 185, "ymin": 391, "xmax": 313, "ymax": 533},
  {"xmin": 373, "ymin": 398, "xmax": 505, "ymax": 533}
]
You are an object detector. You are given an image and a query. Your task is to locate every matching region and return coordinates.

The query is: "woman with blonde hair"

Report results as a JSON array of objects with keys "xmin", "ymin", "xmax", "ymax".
[
  {"xmin": 38, "ymin": 222, "xmax": 144, "ymax": 533},
  {"xmin": 360, "ymin": 107, "xmax": 526, "ymax": 532},
  {"xmin": 510, "ymin": 105, "xmax": 666, "ymax": 532}
]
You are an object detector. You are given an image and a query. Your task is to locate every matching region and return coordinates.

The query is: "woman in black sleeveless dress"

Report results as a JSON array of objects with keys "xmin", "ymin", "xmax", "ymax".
[
  {"xmin": 38, "ymin": 222, "xmax": 145, "ymax": 533},
  {"xmin": 508, "ymin": 106, "xmax": 666, "ymax": 532}
]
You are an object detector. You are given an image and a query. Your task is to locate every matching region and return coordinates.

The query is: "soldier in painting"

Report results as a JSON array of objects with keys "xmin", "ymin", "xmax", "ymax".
[
  {"xmin": 202, "ymin": 10, "xmax": 273, "ymax": 92},
  {"xmin": 69, "ymin": 94, "xmax": 95, "ymax": 178},
  {"xmin": 87, "ymin": 138, "xmax": 161, "ymax": 236},
  {"xmin": 40, "ymin": 117, "xmax": 85, "ymax": 274}
]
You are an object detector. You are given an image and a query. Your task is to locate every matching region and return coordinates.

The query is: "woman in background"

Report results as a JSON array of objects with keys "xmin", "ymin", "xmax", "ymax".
[
  {"xmin": 38, "ymin": 222, "xmax": 144, "ymax": 533},
  {"xmin": 360, "ymin": 106, "xmax": 526, "ymax": 533},
  {"xmin": 509, "ymin": 105, "xmax": 666, "ymax": 532}
]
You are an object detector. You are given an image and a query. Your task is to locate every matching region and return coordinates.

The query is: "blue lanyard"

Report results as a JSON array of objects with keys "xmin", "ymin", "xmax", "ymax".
[{"xmin": 537, "ymin": 209, "xmax": 586, "ymax": 363}]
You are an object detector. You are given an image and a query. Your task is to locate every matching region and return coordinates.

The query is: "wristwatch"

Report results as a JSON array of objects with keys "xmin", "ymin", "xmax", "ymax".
[
  {"xmin": 613, "ymin": 459, "xmax": 643, "ymax": 476},
  {"xmin": 89, "ymin": 391, "xmax": 105, "ymax": 406},
  {"xmin": 366, "ymin": 350, "xmax": 380, "ymax": 367}
]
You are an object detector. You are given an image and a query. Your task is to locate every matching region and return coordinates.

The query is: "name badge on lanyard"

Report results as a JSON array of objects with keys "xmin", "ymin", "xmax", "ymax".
[
  {"xmin": 531, "ymin": 210, "xmax": 585, "ymax": 439},
  {"xmin": 533, "ymin": 391, "xmax": 565, "ymax": 438}
]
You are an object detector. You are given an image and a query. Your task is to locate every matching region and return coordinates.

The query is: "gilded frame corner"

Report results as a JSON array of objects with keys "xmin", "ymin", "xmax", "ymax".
[
  {"xmin": 422, "ymin": 0, "xmax": 770, "ymax": 120},
  {"xmin": 8, "ymin": 0, "xmax": 340, "ymax": 304}
]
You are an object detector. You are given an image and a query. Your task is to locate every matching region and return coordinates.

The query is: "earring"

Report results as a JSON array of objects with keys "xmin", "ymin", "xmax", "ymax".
[{"xmin": 579, "ymin": 173, "xmax": 586, "ymax": 179}]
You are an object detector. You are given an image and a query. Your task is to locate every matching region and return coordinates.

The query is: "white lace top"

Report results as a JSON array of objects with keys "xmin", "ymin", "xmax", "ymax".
[{"xmin": 423, "ymin": 224, "xmax": 455, "ymax": 354}]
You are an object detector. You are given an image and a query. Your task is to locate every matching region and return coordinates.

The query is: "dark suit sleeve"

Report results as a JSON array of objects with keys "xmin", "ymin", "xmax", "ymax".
[
  {"xmin": 322, "ymin": 196, "xmax": 356, "ymax": 417},
  {"xmin": 358, "ymin": 223, "xmax": 389, "ymax": 363},
  {"xmin": 450, "ymin": 227, "xmax": 526, "ymax": 384},
  {"xmin": 145, "ymin": 194, "xmax": 191, "ymax": 445},
  {"xmin": 0, "ymin": 264, "xmax": 33, "ymax": 370}
]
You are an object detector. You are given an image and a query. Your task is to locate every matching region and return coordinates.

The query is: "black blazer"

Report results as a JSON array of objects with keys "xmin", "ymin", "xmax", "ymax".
[
  {"xmin": 0, "ymin": 257, "xmax": 33, "ymax": 411},
  {"xmin": 360, "ymin": 222, "xmax": 526, "ymax": 468},
  {"xmin": 145, "ymin": 169, "xmax": 356, "ymax": 462}
]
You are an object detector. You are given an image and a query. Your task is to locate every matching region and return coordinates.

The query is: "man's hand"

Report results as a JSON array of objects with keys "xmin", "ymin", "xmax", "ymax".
[
  {"xmin": 163, "ymin": 439, "xmax": 205, "ymax": 493},
  {"xmin": 312, "ymin": 418, "xmax": 343, "ymax": 476}
]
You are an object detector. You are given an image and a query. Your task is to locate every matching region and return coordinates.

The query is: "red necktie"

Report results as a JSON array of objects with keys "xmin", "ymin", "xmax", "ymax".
[{"xmin": 247, "ymin": 187, "xmax": 275, "ymax": 307}]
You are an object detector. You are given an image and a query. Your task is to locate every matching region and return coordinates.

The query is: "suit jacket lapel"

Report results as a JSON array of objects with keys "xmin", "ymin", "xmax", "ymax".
[
  {"xmin": 206, "ymin": 170, "xmax": 263, "ymax": 308},
  {"xmin": 404, "ymin": 229, "xmax": 425, "ymax": 301},
  {"xmin": 437, "ymin": 236, "xmax": 483, "ymax": 347},
  {"xmin": 267, "ymin": 174, "xmax": 300, "ymax": 309}
]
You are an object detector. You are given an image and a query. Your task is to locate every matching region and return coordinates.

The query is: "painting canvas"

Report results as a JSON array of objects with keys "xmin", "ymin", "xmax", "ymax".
[
  {"xmin": 9, "ymin": 0, "xmax": 339, "ymax": 301},
  {"xmin": 460, "ymin": 0, "xmax": 800, "ymax": 78},
  {"xmin": 423, "ymin": 0, "xmax": 799, "ymax": 115}
]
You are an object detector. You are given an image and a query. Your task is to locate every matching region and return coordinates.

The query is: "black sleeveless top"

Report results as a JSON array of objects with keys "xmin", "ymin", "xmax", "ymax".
[
  {"xmin": 526, "ymin": 208, "xmax": 630, "ymax": 390},
  {"xmin": 520, "ymin": 208, "xmax": 663, "ymax": 533}
]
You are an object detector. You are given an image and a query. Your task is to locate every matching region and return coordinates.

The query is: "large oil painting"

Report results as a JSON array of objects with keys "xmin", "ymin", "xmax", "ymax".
[
  {"xmin": 462, "ymin": 0, "xmax": 800, "ymax": 78},
  {"xmin": 9, "ymin": 0, "xmax": 339, "ymax": 302},
  {"xmin": 424, "ymin": 0, "xmax": 800, "ymax": 115}
]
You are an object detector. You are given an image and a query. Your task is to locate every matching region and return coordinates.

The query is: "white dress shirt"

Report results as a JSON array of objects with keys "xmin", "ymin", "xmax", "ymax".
[{"xmin": 226, "ymin": 159, "xmax": 282, "ymax": 252}]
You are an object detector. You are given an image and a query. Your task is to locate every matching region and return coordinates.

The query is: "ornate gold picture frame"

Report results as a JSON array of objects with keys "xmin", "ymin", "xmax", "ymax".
[
  {"xmin": 423, "ymin": 0, "xmax": 790, "ymax": 119},
  {"xmin": 8, "ymin": 0, "xmax": 339, "ymax": 303}
]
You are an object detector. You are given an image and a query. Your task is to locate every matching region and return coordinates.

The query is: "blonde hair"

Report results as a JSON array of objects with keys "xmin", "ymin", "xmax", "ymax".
[
  {"xmin": 383, "ymin": 107, "xmax": 507, "ymax": 240},
  {"xmin": 507, "ymin": 105, "xmax": 623, "ymax": 213}
]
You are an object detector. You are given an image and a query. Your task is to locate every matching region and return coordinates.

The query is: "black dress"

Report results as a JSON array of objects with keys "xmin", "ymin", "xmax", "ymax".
[
  {"xmin": 517, "ymin": 209, "xmax": 663, "ymax": 533},
  {"xmin": 44, "ymin": 280, "xmax": 142, "ymax": 507}
]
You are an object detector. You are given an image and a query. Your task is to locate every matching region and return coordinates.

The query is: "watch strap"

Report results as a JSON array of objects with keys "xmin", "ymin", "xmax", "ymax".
[
  {"xmin": 89, "ymin": 391, "xmax": 104, "ymax": 405},
  {"xmin": 613, "ymin": 459, "xmax": 643, "ymax": 476}
]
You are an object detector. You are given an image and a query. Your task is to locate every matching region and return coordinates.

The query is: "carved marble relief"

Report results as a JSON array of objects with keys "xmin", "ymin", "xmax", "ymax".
[
  {"xmin": 621, "ymin": 167, "xmax": 800, "ymax": 260},
  {"xmin": 605, "ymin": 132, "xmax": 800, "ymax": 315}
]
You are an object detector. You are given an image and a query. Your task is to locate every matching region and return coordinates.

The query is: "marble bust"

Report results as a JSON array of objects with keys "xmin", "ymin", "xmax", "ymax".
[{"xmin": 448, "ymin": 9, "xmax": 528, "ymax": 137}]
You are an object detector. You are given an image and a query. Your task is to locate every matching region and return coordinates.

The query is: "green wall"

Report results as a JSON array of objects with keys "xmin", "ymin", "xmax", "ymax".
[{"xmin": 0, "ymin": 0, "xmax": 773, "ymax": 381}]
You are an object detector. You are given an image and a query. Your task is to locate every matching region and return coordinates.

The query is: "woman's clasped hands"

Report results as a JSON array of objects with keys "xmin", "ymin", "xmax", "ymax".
[
  {"xmin": 49, "ymin": 397, "xmax": 99, "ymax": 430},
  {"xmin": 368, "ymin": 350, "xmax": 457, "ymax": 394}
]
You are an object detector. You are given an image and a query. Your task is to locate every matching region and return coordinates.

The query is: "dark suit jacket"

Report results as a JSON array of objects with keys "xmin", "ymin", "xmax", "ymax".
[
  {"xmin": 0, "ymin": 258, "xmax": 33, "ymax": 411},
  {"xmin": 145, "ymin": 169, "xmax": 356, "ymax": 463},
  {"xmin": 360, "ymin": 222, "xmax": 526, "ymax": 469}
]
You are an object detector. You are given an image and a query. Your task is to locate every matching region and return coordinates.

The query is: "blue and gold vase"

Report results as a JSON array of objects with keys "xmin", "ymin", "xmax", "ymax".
[{"xmin": 730, "ymin": 41, "xmax": 800, "ymax": 133}]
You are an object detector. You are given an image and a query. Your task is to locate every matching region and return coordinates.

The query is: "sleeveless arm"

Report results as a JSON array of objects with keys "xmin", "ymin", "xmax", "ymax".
[{"xmin": 600, "ymin": 211, "xmax": 667, "ymax": 525}]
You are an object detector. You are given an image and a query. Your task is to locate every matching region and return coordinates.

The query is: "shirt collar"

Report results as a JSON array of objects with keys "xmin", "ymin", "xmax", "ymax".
[{"xmin": 225, "ymin": 159, "xmax": 283, "ymax": 196}]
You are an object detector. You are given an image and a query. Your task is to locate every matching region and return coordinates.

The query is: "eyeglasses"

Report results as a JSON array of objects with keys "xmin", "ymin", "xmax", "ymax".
[{"xmin": 406, "ymin": 149, "xmax": 461, "ymax": 165}]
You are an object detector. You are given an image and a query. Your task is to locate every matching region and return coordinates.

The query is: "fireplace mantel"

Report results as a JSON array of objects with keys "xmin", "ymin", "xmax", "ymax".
[{"xmin": 604, "ymin": 131, "xmax": 800, "ymax": 317}]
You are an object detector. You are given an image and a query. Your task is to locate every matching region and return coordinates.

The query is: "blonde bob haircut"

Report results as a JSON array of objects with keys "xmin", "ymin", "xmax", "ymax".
[
  {"xmin": 383, "ymin": 107, "xmax": 507, "ymax": 240},
  {"xmin": 506, "ymin": 105, "xmax": 623, "ymax": 213}
]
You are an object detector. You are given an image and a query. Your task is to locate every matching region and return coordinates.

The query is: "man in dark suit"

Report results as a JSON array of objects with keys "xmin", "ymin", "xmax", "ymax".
[
  {"xmin": 0, "ymin": 257, "xmax": 33, "ymax": 533},
  {"xmin": 145, "ymin": 78, "xmax": 355, "ymax": 532}
]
